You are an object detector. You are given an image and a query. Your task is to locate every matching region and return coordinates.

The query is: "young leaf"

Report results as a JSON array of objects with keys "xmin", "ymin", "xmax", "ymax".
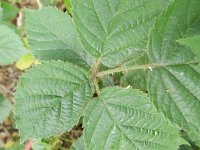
[
  {"xmin": 0, "ymin": 24, "xmax": 27, "ymax": 65},
  {"xmin": 71, "ymin": 0, "xmax": 171, "ymax": 67},
  {"xmin": 177, "ymin": 35, "xmax": 200, "ymax": 61},
  {"xmin": 14, "ymin": 61, "xmax": 94, "ymax": 141},
  {"xmin": 148, "ymin": 0, "xmax": 200, "ymax": 144},
  {"xmin": 25, "ymin": 7, "xmax": 94, "ymax": 68},
  {"xmin": 84, "ymin": 87, "xmax": 183, "ymax": 150},
  {"xmin": 15, "ymin": 53, "xmax": 36, "ymax": 70},
  {"xmin": 0, "ymin": 94, "xmax": 12, "ymax": 123}
]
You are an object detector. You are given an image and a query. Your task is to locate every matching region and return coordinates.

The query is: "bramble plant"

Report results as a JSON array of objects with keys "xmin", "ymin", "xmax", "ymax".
[{"xmin": 13, "ymin": 0, "xmax": 200, "ymax": 149}]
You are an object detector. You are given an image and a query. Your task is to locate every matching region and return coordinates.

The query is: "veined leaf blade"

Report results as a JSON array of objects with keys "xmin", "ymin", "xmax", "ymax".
[
  {"xmin": 147, "ymin": 0, "xmax": 200, "ymax": 145},
  {"xmin": 178, "ymin": 35, "xmax": 200, "ymax": 61},
  {"xmin": 25, "ymin": 7, "xmax": 94, "ymax": 68},
  {"xmin": 72, "ymin": 0, "xmax": 172, "ymax": 67},
  {"xmin": 14, "ymin": 61, "xmax": 94, "ymax": 141},
  {"xmin": 0, "ymin": 24, "xmax": 27, "ymax": 65},
  {"xmin": 84, "ymin": 87, "xmax": 183, "ymax": 150}
]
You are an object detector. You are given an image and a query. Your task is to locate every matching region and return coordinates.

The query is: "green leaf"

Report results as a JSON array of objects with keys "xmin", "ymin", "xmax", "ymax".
[
  {"xmin": 177, "ymin": 35, "xmax": 200, "ymax": 61},
  {"xmin": 64, "ymin": 0, "xmax": 72, "ymax": 14},
  {"xmin": 0, "ymin": 24, "xmax": 27, "ymax": 65},
  {"xmin": 0, "ymin": 94, "xmax": 12, "ymax": 123},
  {"xmin": 1, "ymin": 2, "xmax": 19, "ymax": 21},
  {"xmin": 14, "ymin": 61, "xmax": 94, "ymax": 141},
  {"xmin": 147, "ymin": 0, "xmax": 200, "ymax": 145},
  {"xmin": 84, "ymin": 87, "xmax": 183, "ymax": 150},
  {"xmin": 179, "ymin": 145, "xmax": 194, "ymax": 150},
  {"xmin": 71, "ymin": 136, "xmax": 85, "ymax": 150},
  {"xmin": 0, "ymin": 7, "xmax": 2, "ymax": 19},
  {"xmin": 180, "ymin": 130, "xmax": 200, "ymax": 150},
  {"xmin": 101, "ymin": 75, "xmax": 115, "ymax": 87},
  {"xmin": 72, "ymin": 0, "xmax": 171, "ymax": 67},
  {"xmin": 25, "ymin": 7, "xmax": 94, "ymax": 68}
]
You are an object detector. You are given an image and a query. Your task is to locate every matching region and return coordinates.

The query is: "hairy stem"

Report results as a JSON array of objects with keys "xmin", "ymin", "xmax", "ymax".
[
  {"xmin": 96, "ymin": 61, "xmax": 198, "ymax": 77},
  {"xmin": 97, "ymin": 64, "xmax": 150, "ymax": 77},
  {"xmin": 93, "ymin": 78, "xmax": 100, "ymax": 94},
  {"xmin": 91, "ymin": 57, "xmax": 102, "ymax": 94}
]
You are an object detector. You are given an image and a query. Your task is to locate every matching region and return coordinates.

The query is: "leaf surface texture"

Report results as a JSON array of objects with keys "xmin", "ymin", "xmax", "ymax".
[
  {"xmin": 84, "ymin": 87, "xmax": 182, "ymax": 150},
  {"xmin": 14, "ymin": 61, "xmax": 93, "ymax": 141}
]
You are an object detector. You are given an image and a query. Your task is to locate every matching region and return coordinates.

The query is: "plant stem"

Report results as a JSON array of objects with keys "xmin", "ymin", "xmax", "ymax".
[
  {"xmin": 36, "ymin": 0, "xmax": 43, "ymax": 9},
  {"xmin": 91, "ymin": 57, "xmax": 102, "ymax": 94},
  {"xmin": 96, "ymin": 61, "xmax": 198, "ymax": 77},
  {"xmin": 93, "ymin": 77, "xmax": 100, "ymax": 94},
  {"xmin": 97, "ymin": 64, "xmax": 150, "ymax": 77},
  {"xmin": 60, "ymin": 138, "xmax": 73, "ymax": 143},
  {"xmin": 93, "ymin": 57, "xmax": 102, "ymax": 72}
]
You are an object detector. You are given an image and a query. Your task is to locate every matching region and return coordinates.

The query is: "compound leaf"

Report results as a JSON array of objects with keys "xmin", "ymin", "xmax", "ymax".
[
  {"xmin": 84, "ymin": 87, "xmax": 183, "ymax": 150},
  {"xmin": 25, "ymin": 7, "xmax": 94, "ymax": 68},
  {"xmin": 14, "ymin": 61, "xmax": 94, "ymax": 141},
  {"xmin": 148, "ymin": 0, "xmax": 200, "ymax": 145},
  {"xmin": 0, "ymin": 24, "xmax": 27, "ymax": 65},
  {"xmin": 72, "ymin": 0, "xmax": 171, "ymax": 67}
]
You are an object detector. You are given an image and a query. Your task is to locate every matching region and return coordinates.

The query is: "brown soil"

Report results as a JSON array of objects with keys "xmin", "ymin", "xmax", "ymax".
[
  {"xmin": 0, "ymin": 65, "xmax": 22, "ymax": 101},
  {"xmin": 0, "ymin": 64, "xmax": 21, "ymax": 148}
]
